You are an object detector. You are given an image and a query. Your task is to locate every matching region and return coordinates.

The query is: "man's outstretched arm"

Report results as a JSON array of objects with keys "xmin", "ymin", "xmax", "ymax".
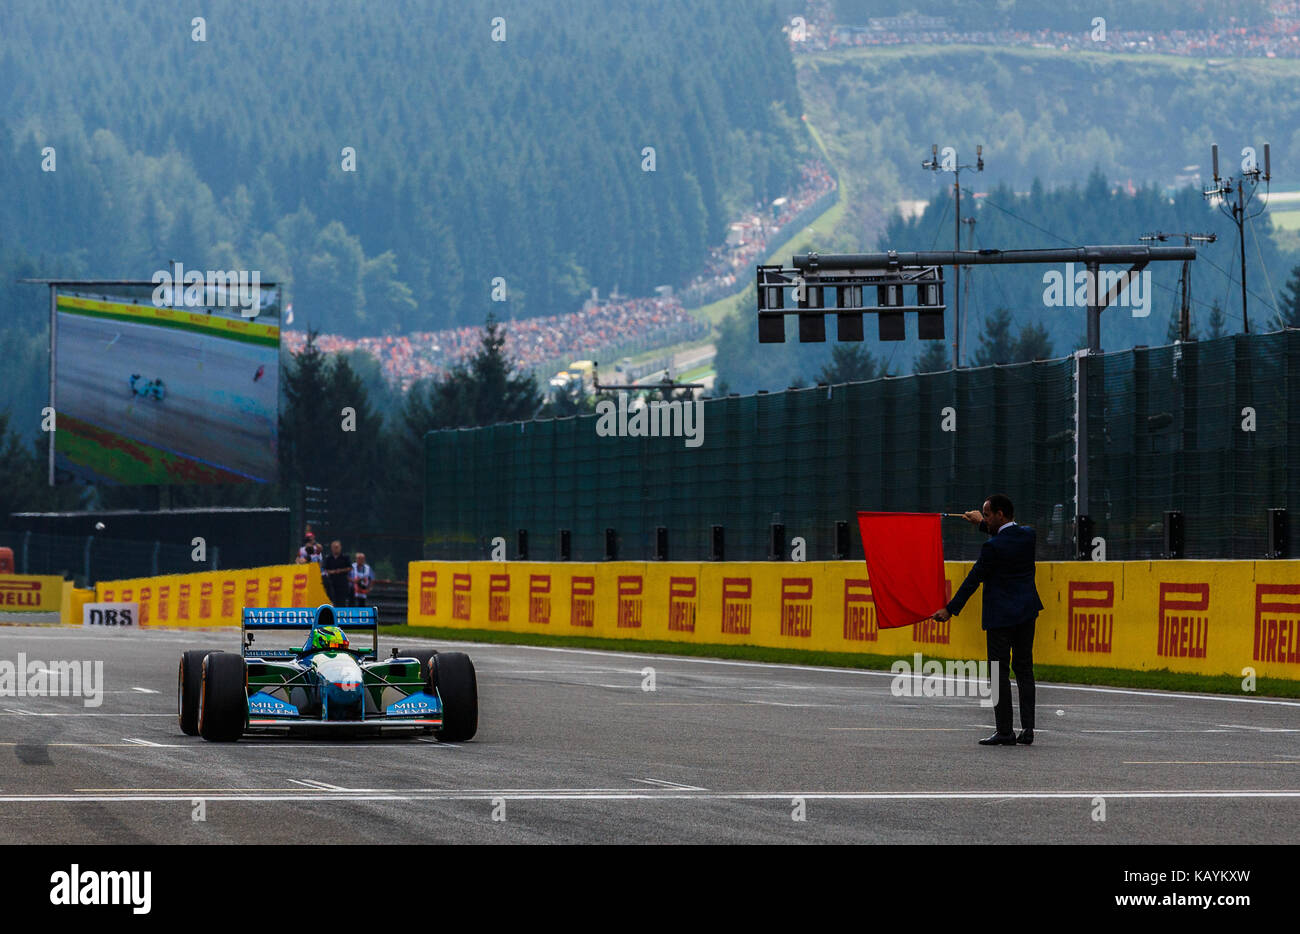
[{"xmin": 933, "ymin": 540, "xmax": 992, "ymax": 621}]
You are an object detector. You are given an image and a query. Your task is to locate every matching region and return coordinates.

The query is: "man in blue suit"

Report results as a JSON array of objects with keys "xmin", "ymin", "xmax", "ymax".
[{"xmin": 932, "ymin": 494, "xmax": 1044, "ymax": 747}]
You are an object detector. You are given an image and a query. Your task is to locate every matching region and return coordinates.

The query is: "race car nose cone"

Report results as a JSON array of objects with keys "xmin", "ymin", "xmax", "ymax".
[{"xmin": 324, "ymin": 679, "xmax": 364, "ymax": 719}]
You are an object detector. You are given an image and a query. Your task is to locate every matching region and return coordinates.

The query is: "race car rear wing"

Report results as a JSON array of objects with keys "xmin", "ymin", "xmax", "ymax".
[{"xmin": 240, "ymin": 605, "xmax": 379, "ymax": 660}]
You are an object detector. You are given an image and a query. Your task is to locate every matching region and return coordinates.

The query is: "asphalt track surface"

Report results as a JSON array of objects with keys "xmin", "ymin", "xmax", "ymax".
[
  {"xmin": 57, "ymin": 314, "xmax": 277, "ymax": 480},
  {"xmin": 1, "ymin": 625, "xmax": 1297, "ymax": 844}
]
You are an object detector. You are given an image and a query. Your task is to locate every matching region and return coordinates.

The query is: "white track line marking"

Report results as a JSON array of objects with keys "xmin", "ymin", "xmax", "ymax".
[
  {"xmin": 633, "ymin": 778, "xmax": 708, "ymax": 791},
  {"xmin": 1123, "ymin": 760, "xmax": 1300, "ymax": 765},
  {"xmin": 2, "ymin": 789, "xmax": 1300, "ymax": 804},
  {"xmin": 1083, "ymin": 729, "xmax": 1238, "ymax": 733},
  {"xmin": 0, "ymin": 713, "xmax": 174, "ymax": 717},
  {"xmin": 288, "ymin": 778, "xmax": 348, "ymax": 791},
  {"xmin": 829, "ymin": 727, "xmax": 974, "ymax": 731},
  {"xmin": 131, "ymin": 687, "xmax": 160, "ymax": 694},
  {"xmin": 122, "ymin": 738, "xmax": 165, "ymax": 747}
]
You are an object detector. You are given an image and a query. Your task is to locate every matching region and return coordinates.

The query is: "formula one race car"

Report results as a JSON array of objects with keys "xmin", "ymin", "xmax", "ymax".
[
  {"xmin": 177, "ymin": 604, "xmax": 477, "ymax": 742},
  {"xmin": 129, "ymin": 373, "xmax": 166, "ymax": 401}
]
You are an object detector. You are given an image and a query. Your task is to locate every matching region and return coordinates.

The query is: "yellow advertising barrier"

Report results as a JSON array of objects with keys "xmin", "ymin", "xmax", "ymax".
[
  {"xmin": 0, "ymin": 574, "xmax": 68, "ymax": 617},
  {"xmin": 407, "ymin": 559, "xmax": 1300, "ymax": 681},
  {"xmin": 94, "ymin": 564, "xmax": 330, "ymax": 627}
]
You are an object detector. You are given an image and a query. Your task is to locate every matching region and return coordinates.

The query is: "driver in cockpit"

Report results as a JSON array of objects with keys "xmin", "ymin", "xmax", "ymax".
[{"xmin": 304, "ymin": 605, "xmax": 350, "ymax": 654}]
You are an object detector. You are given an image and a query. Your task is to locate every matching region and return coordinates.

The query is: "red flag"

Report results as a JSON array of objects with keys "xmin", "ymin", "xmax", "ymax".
[{"xmin": 856, "ymin": 512, "xmax": 947, "ymax": 629}]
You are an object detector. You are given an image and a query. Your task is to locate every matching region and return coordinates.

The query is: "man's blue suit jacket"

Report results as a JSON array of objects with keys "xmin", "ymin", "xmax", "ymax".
[{"xmin": 946, "ymin": 523, "xmax": 1045, "ymax": 630}]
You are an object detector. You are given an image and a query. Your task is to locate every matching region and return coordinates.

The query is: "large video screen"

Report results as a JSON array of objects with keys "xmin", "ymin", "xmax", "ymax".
[{"xmin": 54, "ymin": 281, "xmax": 280, "ymax": 484}]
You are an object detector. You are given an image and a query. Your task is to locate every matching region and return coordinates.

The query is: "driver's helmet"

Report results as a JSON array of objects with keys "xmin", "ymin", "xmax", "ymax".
[{"xmin": 308, "ymin": 624, "xmax": 349, "ymax": 652}]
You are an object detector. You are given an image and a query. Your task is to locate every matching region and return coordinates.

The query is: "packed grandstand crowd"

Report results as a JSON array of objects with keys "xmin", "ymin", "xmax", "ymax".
[
  {"xmin": 678, "ymin": 160, "xmax": 836, "ymax": 307},
  {"xmin": 792, "ymin": 2, "xmax": 1300, "ymax": 58},
  {"xmin": 285, "ymin": 159, "xmax": 833, "ymax": 389},
  {"xmin": 283, "ymin": 296, "xmax": 709, "ymax": 391}
]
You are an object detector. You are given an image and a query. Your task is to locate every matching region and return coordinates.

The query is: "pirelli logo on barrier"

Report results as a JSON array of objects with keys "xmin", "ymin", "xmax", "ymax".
[
  {"xmin": 617, "ymin": 575, "xmax": 643, "ymax": 629},
  {"xmin": 571, "ymin": 576, "xmax": 595, "ymax": 628},
  {"xmin": 843, "ymin": 579, "xmax": 877, "ymax": 642},
  {"xmin": 292, "ymin": 572, "xmax": 309, "ymax": 606},
  {"xmin": 529, "ymin": 574, "xmax": 551, "ymax": 624},
  {"xmin": 1157, "ymin": 583, "xmax": 1209, "ymax": 659},
  {"xmin": 95, "ymin": 565, "xmax": 327, "ymax": 629},
  {"xmin": 0, "ymin": 575, "xmax": 64, "ymax": 613},
  {"xmin": 419, "ymin": 570, "xmax": 437, "ymax": 616},
  {"xmin": 452, "ymin": 573, "xmax": 471, "ymax": 622},
  {"xmin": 912, "ymin": 616, "xmax": 949, "ymax": 643},
  {"xmin": 780, "ymin": 578, "xmax": 813, "ymax": 638},
  {"xmin": 1068, "ymin": 581, "xmax": 1114, "ymax": 654},
  {"xmin": 721, "ymin": 577, "xmax": 752, "ymax": 635},
  {"xmin": 1255, "ymin": 584, "xmax": 1300, "ymax": 665},
  {"xmin": 668, "ymin": 577, "xmax": 697, "ymax": 632},
  {"xmin": 489, "ymin": 574, "xmax": 510, "ymax": 623},
  {"xmin": 912, "ymin": 579, "xmax": 952, "ymax": 643},
  {"xmin": 0, "ymin": 579, "xmax": 42, "ymax": 607}
]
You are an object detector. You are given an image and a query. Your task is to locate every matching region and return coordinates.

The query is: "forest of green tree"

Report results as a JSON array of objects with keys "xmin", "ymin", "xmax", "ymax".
[{"xmin": 0, "ymin": 0, "xmax": 804, "ymax": 340}]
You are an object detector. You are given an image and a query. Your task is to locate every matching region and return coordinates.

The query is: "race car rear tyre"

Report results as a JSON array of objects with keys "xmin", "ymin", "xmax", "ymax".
[
  {"xmin": 177, "ymin": 649, "xmax": 207, "ymax": 735},
  {"xmin": 198, "ymin": 651, "xmax": 247, "ymax": 742},
  {"xmin": 432, "ymin": 652, "xmax": 478, "ymax": 742}
]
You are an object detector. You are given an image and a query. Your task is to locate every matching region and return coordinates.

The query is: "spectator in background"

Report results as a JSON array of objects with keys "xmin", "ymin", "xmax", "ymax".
[
  {"xmin": 297, "ymin": 531, "xmax": 319, "ymax": 563},
  {"xmin": 350, "ymin": 551, "xmax": 374, "ymax": 607},
  {"xmin": 322, "ymin": 539, "xmax": 352, "ymax": 606}
]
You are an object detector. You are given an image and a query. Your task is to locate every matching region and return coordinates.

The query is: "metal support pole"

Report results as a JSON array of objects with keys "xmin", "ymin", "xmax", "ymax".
[
  {"xmin": 1237, "ymin": 185, "xmax": 1250, "ymax": 333},
  {"xmin": 48, "ymin": 285, "xmax": 57, "ymax": 486},
  {"xmin": 1086, "ymin": 261, "xmax": 1102, "ymax": 353},
  {"xmin": 1179, "ymin": 256, "xmax": 1190, "ymax": 343},
  {"xmin": 1075, "ymin": 350, "xmax": 1089, "ymax": 522},
  {"xmin": 953, "ymin": 176, "xmax": 961, "ymax": 369}
]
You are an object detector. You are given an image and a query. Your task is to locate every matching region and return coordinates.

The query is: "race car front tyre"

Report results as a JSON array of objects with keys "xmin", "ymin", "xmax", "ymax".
[
  {"xmin": 177, "ymin": 649, "xmax": 207, "ymax": 735},
  {"xmin": 432, "ymin": 652, "xmax": 478, "ymax": 742},
  {"xmin": 198, "ymin": 651, "xmax": 247, "ymax": 742},
  {"xmin": 400, "ymin": 649, "xmax": 438, "ymax": 688}
]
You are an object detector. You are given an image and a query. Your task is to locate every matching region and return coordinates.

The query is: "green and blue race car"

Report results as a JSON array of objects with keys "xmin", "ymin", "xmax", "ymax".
[{"xmin": 177, "ymin": 604, "xmax": 477, "ymax": 742}]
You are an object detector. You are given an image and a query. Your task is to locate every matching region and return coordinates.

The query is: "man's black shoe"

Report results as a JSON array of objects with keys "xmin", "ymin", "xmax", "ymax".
[
  {"xmin": 1017, "ymin": 729, "xmax": 1034, "ymax": 745},
  {"xmin": 978, "ymin": 732, "xmax": 1018, "ymax": 746}
]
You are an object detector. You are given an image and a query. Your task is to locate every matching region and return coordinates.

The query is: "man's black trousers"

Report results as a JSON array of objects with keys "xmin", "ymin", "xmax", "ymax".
[{"xmin": 986, "ymin": 620, "xmax": 1036, "ymax": 734}]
